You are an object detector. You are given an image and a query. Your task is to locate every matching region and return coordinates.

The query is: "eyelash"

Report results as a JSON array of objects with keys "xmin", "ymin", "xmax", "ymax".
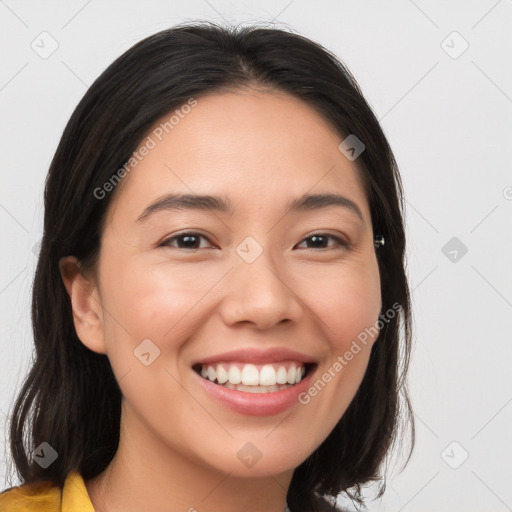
[{"xmin": 159, "ymin": 232, "xmax": 349, "ymax": 251}]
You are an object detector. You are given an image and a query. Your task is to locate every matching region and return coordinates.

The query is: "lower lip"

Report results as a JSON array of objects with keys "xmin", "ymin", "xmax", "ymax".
[{"xmin": 194, "ymin": 368, "xmax": 315, "ymax": 416}]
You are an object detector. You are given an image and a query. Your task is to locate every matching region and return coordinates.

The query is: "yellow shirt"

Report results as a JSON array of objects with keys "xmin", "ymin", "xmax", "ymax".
[{"xmin": 0, "ymin": 471, "xmax": 95, "ymax": 512}]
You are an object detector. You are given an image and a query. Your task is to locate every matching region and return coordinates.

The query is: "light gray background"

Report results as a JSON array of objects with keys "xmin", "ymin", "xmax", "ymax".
[{"xmin": 1, "ymin": 1, "xmax": 511, "ymax": 511}]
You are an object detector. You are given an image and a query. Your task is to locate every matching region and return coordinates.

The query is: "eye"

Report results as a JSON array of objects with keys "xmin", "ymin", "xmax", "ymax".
[
  {"xmin": 159, "ymin": 232, "xmax": 215, "ymax": 250},
  {"xmin": 295, "ymin": 233, "xmax": 348, "ymax": 250},
  {"xmin": 159, "ymin": 231, "xmax": 349, "ymax": 251}
]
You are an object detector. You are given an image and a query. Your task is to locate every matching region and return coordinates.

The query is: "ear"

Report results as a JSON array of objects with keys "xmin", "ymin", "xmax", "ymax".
[{"xmin": 59, "ymin": 256, "xmax": 107, "ymax": 354}]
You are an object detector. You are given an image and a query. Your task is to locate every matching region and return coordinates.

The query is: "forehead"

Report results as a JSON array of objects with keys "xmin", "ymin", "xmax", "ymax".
[{"xmin": 107, "ymin": 89, "xmax": 370, "ymax": 222}]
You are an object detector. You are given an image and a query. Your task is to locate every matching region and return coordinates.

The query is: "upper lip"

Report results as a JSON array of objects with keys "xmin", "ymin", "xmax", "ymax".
[{"xmin": 193, "ymin": 347, "xmax": 316, "ymax": 366}]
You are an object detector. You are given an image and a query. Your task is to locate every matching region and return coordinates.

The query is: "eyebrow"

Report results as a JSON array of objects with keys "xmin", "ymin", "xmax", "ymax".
[{"xmin": 136, "ymin": 192, "xmax": 364, "ymax": 222}]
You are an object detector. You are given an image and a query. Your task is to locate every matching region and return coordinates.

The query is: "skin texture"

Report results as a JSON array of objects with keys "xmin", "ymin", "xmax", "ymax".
[{"xmin": 60, "ymin": 88, "xmax": 382, "ymax": 512}]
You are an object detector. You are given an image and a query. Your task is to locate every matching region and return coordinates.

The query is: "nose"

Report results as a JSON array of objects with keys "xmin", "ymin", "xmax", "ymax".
[{"xmin": 219, "ymin": 248, "xmax": 303, "ymax": 331}]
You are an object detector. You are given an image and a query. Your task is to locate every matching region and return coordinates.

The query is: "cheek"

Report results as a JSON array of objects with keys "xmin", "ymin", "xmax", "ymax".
[
  {"xmin": 307, "ymin": 260, "xmax": 382, "ymax": 346},
  {"xmin": 101, "ymin": 256, "xmax": 218, "ymax": 348},
  {"xmin": 295, "ymin": 261, "xmax": 381, "ymax": 435},
  {"xmin": 95, "ymin": 258, "xmax": 210, "ymax": 435}
]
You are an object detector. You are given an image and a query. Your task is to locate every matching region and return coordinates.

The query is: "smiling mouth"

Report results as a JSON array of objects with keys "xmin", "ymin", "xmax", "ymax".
[{"xmin": 192, "ymin": 361, "xmax": 315, "ymax": 393}]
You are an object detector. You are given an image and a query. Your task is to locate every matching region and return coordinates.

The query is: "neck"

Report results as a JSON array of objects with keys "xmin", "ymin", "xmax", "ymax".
[{"xmin": 85, "ymin": 402, "xmax": 292, "ymax": 512}]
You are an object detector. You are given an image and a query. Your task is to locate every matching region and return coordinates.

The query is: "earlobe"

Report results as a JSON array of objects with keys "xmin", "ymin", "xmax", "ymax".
[{"xmin": 59, "ymin": 256, "xmax": 107, "ymax": 355}]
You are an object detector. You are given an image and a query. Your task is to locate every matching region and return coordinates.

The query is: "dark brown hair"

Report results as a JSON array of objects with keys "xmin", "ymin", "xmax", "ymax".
[{"xmin": 4, "ymin": 21, "xmax": 413, "ymax": 511}]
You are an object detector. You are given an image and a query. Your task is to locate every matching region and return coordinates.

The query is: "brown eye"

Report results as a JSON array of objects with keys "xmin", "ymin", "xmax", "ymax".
[
  {"xmin": 295, "ymin": 233, "xmax": 348, "ymax": 250},
  {"xmin": 160, "ymin": 232, "xmax": 214, "ymax": 250}
]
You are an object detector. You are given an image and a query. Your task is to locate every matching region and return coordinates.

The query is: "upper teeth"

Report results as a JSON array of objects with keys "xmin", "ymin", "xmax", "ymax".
[{"xmin": 200, "ymin": 363, "xmax": 306, "ymax": 386}]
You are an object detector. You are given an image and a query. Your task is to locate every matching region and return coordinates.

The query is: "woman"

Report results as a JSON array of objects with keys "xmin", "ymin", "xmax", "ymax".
[{"xmin": 0, "ymin": 21, "xmax": 413, "ymax": 512}]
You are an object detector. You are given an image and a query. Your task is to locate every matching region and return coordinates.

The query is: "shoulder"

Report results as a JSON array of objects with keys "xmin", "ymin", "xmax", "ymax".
[
  {"xmin": 0, "ymin": 478, "xmax": 61, "ymax": 511},
  {"xmin": 0, "ymin": 471, "xmax": 93, "ymax": 512}
]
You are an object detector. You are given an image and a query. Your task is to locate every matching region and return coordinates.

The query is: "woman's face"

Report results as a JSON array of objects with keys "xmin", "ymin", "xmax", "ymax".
[{"xmin": 74, "ymin": 89, "xmax": 382, "ymax": 478}]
